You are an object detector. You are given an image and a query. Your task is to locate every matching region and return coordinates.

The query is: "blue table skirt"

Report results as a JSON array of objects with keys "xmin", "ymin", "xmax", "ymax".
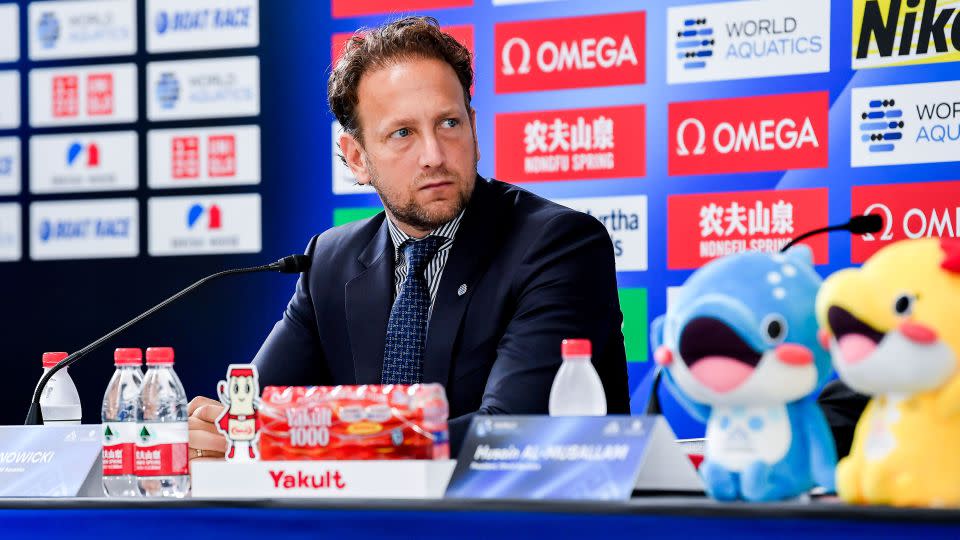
[{"xmin": 2, "ymin": 498, "xmax": 960, "ymax": 539}]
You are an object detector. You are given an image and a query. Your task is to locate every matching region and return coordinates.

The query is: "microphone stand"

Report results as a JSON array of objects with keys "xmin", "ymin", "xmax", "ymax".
[{"xmin": 25, "ymin": 255, "xmax": 309, "ymax": 425}]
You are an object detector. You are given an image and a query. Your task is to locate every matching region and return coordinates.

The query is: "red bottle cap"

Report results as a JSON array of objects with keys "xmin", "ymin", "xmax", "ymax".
[
  {"xmin": 145, "ymin": 347, "xmax": 175, "ymax": 365},
  {"xmin": 114, "ymin": 348, "xmax": 142, "ymax": 366},
  {"xmin": 42, "ymin": 352, "xmax": 68, "ymax": 368},
  {"xmin": 561, "ymin": 339, "xmax": 591, "ymax": 357}
]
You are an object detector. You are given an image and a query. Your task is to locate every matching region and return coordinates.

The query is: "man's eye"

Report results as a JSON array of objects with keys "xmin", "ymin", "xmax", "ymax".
[
  {"xmin": 391, "ymin": 128, "xmax": 410, "ymax": 138},
  {"xmin": 442, "ymin": 118, "xmax": 459, "ymax": 128}
]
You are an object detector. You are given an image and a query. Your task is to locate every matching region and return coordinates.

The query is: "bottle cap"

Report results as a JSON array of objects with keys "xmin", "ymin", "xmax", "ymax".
[
  {"xmin": 145, "ymin": 347, "xmax": 175, "ymax": 365},
  {"xmin": 114, "ymin": 348, "xmax": 142, "ymax": 366},
  {"xmin": 41, "ymin": 352, "xmax": 68, "ymax": 368},
  {"xmin": 561, "ymin": 339, "xmax": 591, "ymax": 357}
]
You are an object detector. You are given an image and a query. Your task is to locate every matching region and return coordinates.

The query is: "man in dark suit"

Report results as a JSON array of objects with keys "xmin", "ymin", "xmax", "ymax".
[{"xmin": 186, "ymin": 16, "xmax": 630, "ymax": 460}]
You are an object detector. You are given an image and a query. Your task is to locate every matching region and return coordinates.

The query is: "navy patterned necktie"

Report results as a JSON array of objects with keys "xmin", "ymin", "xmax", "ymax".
[{"xmin": 381, "ymin": 236, "xmax": 444, "ymax": 384}]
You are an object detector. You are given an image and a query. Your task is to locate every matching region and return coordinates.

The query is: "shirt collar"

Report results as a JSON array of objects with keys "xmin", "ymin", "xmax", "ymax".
[{"xmin": 386, "ymin": 209, "xmax": 465, "ymax": 259}]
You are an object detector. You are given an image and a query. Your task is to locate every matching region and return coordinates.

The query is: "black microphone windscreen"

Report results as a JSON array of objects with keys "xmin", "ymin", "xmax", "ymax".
[
  {"xmin": 276, "ymin": 254, "xmax": 312, "ymax": 274},
  {"xmin": 848, "ymin": 214, "xmax": 884, "ymax": 235}
]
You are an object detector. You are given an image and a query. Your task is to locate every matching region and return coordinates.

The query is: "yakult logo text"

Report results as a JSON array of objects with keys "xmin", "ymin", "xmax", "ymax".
[
  {"xmin": 669, "ymin": 91, "xmax": 828, "ymax": 175},
  {"xmin": 495, "ymin": 12, "xmax": 645, "ymax": 93},
  {"xmin": 852, "ymin": 181, "xmax": 960, "ymax": 262},
  {"xmin": 668, "ymin": 189, "xmax": 828, "ymax": 269},
  {"xmin": 496, "ymin": 105, "xmax": 645, "ymax": 182}
]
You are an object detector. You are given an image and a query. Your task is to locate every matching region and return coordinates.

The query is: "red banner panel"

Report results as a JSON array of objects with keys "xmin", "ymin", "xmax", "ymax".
[
  {"xmin": 495, "ymin": 104, "xmax": 645, "ymax": 182},
  {"xmin": 332, "ymin": 0, "xmax": 473, "ymax": 19},
  {"xmin": 495, "ymin": 12, "xmax": 646, "ymax": 93},
  {"xmin": 332, "ymin": 24, "xmax": 474, "ymax": 66},
  {"xmin": 668, "ymin": 188, "xmax": 829, "ymax": 270},
  {"xmin": 851, "ymin": 180, "xmax": 960, "ymax": 263},
  {"xmin": 668, "ymin": 91, "xmax": 829, "ymax": 176}
]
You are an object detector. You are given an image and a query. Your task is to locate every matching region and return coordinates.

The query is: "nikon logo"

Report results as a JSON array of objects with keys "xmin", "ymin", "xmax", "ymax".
[{"xmin": 854, "ymin": 0, "xmax": 960, "ymax": 68}]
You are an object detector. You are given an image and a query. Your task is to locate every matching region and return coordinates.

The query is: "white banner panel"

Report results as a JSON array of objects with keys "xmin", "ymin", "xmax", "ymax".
[
  {"xmin": 30, "ymin": 131, "xmax": 138, "ymax": 194},
  {"xmin": 0, "ymin": 203, "xmax": 21, "ymax": 262},
  {"xmin": 148, "ymin": 193, "xmax": 261, "ymax": 256},
  {"xmin": 0, "ymin": 71, "xmax": 20, "ymax": 129},
  {"xmin": 148, "ymin": 125, "xmax": 260, "ymax": 188},
  {"xmin": 0, "ymin": 137, "xmax": 21, "ymax": 196},
  {"xmin": 29, "ymin": 64, "xmax": 137, "ymax": 127},
  {"xmin": 852, "ymin": 80, "xmax": 960, "ymax": 167},
  {"xmin": 30, "ymin": 198, "xmax": 139, "ymax": 260},
  {"xmin": 554, "ymin": 195, "xmax": 648, "ymax": 272},
  {"xmin": 667, "ymin": 0, "xmax": 830, "ymax": 84},
  {"xmin": 331, "ymin": 121, "xmax": 374, "ymax": 195},
  {"xmin": 146, "ymin": 0, "xmax": 259, "ymax": 53},
  {"xmin": 28, "ymin": 0, "xmax": 136, "ymax": 61},
  {"xmin": 0, "ymin": 4, "xmax": 19, "ymax": 62},
  {"xmin": 147, "ymin": 56, "xmax": 260, "ymax": 121}
]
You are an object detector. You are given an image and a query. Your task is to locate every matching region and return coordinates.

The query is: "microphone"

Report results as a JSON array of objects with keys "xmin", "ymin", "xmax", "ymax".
[
  {"xmin": 24, "ymin": 254, "xmax": 312, "ymax": 425},
  {"xmin": 273, "ymin": 254, "xmax": 312, "ymax": 274},
  {"xmin": 779, "ymin": 213, "xmax": 884, "ymax": 253}
]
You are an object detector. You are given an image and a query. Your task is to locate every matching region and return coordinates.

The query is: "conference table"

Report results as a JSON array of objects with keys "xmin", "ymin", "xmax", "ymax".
[{"xmin": 4, "ymin": 496, "xmax": 960, "ymax": 539}]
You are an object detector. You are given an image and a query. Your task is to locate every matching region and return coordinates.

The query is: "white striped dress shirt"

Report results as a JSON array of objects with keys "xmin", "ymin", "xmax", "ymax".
[{"xmin": 385, "ymin": 210, "xmax": 465, "ymax": 319}]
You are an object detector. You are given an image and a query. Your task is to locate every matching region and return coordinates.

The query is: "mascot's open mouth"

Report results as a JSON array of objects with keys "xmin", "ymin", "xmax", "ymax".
[
  {"xmin": 827, "ymin": 306, "xmax": 884, "ymax": 365},
  {"xmin": 679, "ymin": 317, "xmax": 762, "ymax": 393}
]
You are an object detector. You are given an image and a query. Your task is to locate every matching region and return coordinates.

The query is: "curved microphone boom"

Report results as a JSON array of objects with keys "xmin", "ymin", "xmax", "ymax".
[
  {"xmin": 24, "ymin": 254, "xmax": 312, "ymax": 425},
  {"xmin": 779, "ymin": 214, "xmax": 884, "ymax": 253}
]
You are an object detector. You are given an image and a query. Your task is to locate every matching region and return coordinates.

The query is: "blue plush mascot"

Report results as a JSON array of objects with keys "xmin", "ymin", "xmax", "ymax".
[{"xmin": 650, "ymin": 246, "xmax": 836, "ymax": 501}]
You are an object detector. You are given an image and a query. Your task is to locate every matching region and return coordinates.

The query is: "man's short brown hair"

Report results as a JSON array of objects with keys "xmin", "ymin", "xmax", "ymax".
[{"xmin": 328, "ymin": 16, "xmax": 474, "ymax": 143}]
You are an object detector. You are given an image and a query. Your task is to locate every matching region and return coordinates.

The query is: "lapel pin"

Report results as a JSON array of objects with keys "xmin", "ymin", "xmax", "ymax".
[{"xmin": 457, "ymin": 284, "xmax": 468, "ymax": 296}]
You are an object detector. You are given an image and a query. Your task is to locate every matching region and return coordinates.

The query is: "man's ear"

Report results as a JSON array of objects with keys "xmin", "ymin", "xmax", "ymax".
[
  {"xmin": 339, "ymin": 131, "xmax": 371, "ymax": 185},
  {"xmin": 470, "ymin": 108, "xmax": 481, "ymax": 163}
]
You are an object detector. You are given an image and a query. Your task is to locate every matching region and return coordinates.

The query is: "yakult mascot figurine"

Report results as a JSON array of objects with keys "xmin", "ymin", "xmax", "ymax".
[
  {"xmin": 651, "ymin": 246, "xmax": 837, "ymax": 501},
  {"xmin": 816, "ymin": 238, "xmax": 960, "ymax": 507},
  {"xmin": 215, "ymin": 364, "xmax": 262, "ymax": 461}
]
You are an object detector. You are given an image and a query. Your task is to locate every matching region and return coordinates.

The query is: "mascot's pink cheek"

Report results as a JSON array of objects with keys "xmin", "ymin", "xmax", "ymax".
[
  {"xmin": 689, "ymin": 357, "xmax": 754, "ymax": 393},
  {"xmin": 899, "ymin": 321, "xmax": 938, "ymax": 344},
  {"xmin": 654, "ymin": 346, "xmax": 673, "ymax": 366},
  {"xmin": 817, "ymin": 329, "xmax": 831, "ymax": 351},
  {"xmin": 837, "ymin": 334, "xmax": 877, "ymax": 365},
  {"xmin": 775, "ymin": 344, "xmax": 814, "ymax": 366}
]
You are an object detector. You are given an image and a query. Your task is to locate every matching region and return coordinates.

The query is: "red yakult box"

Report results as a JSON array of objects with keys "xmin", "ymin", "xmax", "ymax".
[{"xmin": 259, "ymin": 384, "xmax": 450, "ymax": 460}]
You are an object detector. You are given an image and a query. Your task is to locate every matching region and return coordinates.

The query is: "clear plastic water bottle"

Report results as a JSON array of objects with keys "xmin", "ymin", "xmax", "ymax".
[
  {"xmin": 36, "ymin": 352, "xmax": 82, "ymax": 424},
  {"xmin": 136, "ymin": 347, "xmax": 190, "ymax": 497},
  {"xmin": 102, "ymin": 348, "xmax": 143, "ymax": 497},
  {"xmin": 549, "ymin": 339, "xmax": 608, "ymax": 416}
]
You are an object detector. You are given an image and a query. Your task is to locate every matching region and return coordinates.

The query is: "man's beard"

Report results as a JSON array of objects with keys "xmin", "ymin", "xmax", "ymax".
[{"xmin": 367, "ymin": 160, "xmax": 475, "ymax": 231}]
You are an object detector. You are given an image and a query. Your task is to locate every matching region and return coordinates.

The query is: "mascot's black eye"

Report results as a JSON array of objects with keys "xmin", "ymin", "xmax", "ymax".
[
  {"xmin": 761, "ymin": 314, "xmax": 788, "ymax": 344},
  {"xmin": 894, "ymin": 293, "xmax": 916, "ymax": 316}
]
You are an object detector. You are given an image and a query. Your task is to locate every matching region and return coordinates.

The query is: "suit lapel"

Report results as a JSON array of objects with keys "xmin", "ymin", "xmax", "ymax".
[
  {"xmin": 423, "ymin": 178, "xmax": 501, "ymax": 387},
  {"xmin": 345, "ymin": 217, "xmax": 394, "ymax": 384}
]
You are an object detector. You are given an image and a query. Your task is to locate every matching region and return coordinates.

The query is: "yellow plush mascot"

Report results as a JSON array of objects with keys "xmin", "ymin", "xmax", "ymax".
[{"xmin": 816, "ymin": 238, "xmax": 960, "ymax": 507}]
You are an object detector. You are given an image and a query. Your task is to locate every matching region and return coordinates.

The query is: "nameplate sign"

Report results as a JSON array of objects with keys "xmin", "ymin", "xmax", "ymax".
[
  {"xmin": 445, "ymin": 415, "xmax": 702, "ymax": 500},
  {"xmin": 191, "ymin": 459, "xmax": 457, "ymax": 499},
  {"xmin": 0, "ymin": 425, "xmax": 102, "ymax": 497}
]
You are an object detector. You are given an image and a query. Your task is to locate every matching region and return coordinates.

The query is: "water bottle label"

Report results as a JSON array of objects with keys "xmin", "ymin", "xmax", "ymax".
[
  {"xmin": 134, "ymin": 422, "xmax": 188, "ymax": 477},
  {"xmin": 102, "ymin": 422, "xmax": 138, "ymax": 476}
]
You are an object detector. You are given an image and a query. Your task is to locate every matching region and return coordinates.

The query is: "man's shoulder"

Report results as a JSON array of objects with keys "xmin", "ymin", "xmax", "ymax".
[
  {"xmin": 482, "ymin": 178, "xmax": 605, "ymax": 234},
  {"xmin": 305, "ymin": 211, "xmax": 386, "ymax": 260}
]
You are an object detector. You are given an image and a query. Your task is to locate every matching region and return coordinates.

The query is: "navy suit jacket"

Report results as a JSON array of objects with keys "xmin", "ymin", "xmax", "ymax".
[{"xmin": 252, "ymin": 177, "xmax": 631, "ymax": 451}]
